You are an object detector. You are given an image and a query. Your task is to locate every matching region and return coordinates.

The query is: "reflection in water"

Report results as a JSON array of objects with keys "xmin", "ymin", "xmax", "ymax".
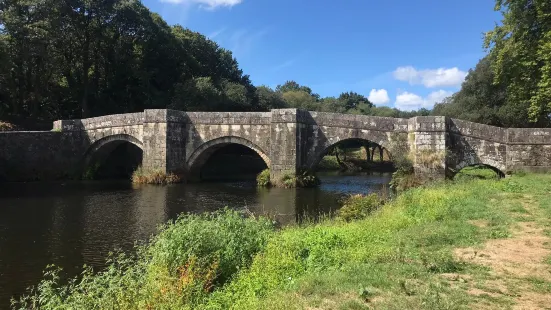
[{"xmin": 0, "ymin": 172, "xmax": 391, "ymax": 307}]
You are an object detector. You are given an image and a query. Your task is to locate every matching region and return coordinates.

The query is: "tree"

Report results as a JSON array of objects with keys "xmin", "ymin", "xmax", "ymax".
[
  {"xmin": 484, "ymin": 0, "xmax": 551, "ymax": 126},
  {"xmin": 432, "ymin": 56, "xmax": 511, "ymax": 126},
  {"xmin": 256, "ymin": 86, "xmax": 287, "ymax": 110},
  {"xmin": 337, "ymin": 91, "xmax": 372, "ymax": 111}
]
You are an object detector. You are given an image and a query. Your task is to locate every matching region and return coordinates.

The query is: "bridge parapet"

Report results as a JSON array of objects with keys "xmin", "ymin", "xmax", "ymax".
[{"xmin": 3, "ymin": 109, "xmax": 551, "ymax": 182}]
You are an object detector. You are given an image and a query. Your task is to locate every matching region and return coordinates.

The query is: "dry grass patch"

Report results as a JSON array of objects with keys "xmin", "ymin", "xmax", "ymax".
[{"xmin": 452, "ymin": 195, "xmax": 551, "ymax": 309}]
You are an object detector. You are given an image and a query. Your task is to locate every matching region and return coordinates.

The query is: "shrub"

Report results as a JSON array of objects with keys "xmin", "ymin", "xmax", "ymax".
[
  {"xmin": 256, "ymin": 169, "xmax": 271, "ymax": 187},
  {"xmin": 0, "ymin": 121, "xmax": 16, "ymax": 131},
  {"xmin": 337, "ymin": 193, "xmax": 384, "ymax": 222},
  {"xmin": 131, "ymin": 166, "xmax": 183, "ymax": 184},
  {"xmin": 273, "ymin": 170, "xmax": 320, "ymax": 188},
  {"xmin": 12, "ymin": 209, "xmax": 275, "ymax": 310}
]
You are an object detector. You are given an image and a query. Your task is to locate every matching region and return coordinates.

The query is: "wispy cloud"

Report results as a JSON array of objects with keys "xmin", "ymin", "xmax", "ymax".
[
  {"xmin": 271, "ymin": 59, "xmax": 296, "ymax": 72},
  {"xmin": 207, "ymin": 27, "xmax": 226, "ymax": 40},
  {"xmin": 227, "ymin": 28, "xmax": 270, "ymax": 59},
  {"xmin": 160, "ymin": 0, "xmax": 243, "ymax": 10},
  {"xmin": 270, "ymin": 51, "xmax": 308, "ymax": 72}
]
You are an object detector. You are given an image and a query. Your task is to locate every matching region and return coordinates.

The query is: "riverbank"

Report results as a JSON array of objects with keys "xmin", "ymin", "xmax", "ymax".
[{"xmin": 13, "ymin": 173, "xmax": 551, "ymax": 309}]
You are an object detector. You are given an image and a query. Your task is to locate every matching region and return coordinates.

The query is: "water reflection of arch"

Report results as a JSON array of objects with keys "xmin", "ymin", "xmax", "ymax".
[
  {"xmin": 186, "ymin": 136, "xmax": 271, "ymax": 177},
  {"xmin": 81, "ymin": 134, "xmax": 143, "ymax": 173}
]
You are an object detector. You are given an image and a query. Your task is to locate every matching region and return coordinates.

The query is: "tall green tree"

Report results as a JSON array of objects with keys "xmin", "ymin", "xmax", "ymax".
[{"xmin": 484, "ymin": 0, "xmax": 551, "ymax": 126}]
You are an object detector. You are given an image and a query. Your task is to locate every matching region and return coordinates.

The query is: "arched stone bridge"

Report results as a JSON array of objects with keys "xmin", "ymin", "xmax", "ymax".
[{"xmin": 1, "ymin": 108, "xmax": 551, "ymax": 181}]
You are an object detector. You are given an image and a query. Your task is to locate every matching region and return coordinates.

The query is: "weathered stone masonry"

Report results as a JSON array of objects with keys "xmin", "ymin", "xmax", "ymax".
[{"xmin": 1, "ymin": 109, "xmax": 551, "ymax": 181}]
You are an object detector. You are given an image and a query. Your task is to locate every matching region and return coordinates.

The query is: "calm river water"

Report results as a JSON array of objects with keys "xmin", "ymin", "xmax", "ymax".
[{"xmin": 0, "ymin": 172, "xmax": 391, "ymax": 308}]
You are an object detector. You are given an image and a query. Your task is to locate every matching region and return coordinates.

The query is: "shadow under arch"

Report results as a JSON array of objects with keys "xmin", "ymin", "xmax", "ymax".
[
  {"xmin": 451, "ymin": 163, "xmax": 505, "ymax": 179},
  {"xmin": 307, "ymin": 137, "xmax": 393, "ymax": 171},
  {"xmin": 81, "ymin": 134, "xmax": 144, "ymax": 177},
  {"xmin": 186, "ymin": 136, "xmax": 271, "ymax": 180}
]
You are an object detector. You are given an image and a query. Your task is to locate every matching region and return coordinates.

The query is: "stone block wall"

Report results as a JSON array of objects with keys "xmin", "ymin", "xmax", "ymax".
[
  {"xmin": 507, "ymin": 128, "xmax": 551, "ymax": 173},
  {"xmin": 0, "ymin": 131, "xmax": 84, "ymax": 181},
  {"xmin": 447, "ymin": 119, "xmax": 508, "ymax": 175},
  {"xmin": 406, "ymin": 116, "xmax": 447, "ymax": 177}
]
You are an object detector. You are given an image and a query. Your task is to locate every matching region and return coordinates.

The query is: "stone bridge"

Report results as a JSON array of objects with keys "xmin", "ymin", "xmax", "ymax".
[{"xmin": 1, "ymin": 108, "xmax": 551, "ymax": 181}]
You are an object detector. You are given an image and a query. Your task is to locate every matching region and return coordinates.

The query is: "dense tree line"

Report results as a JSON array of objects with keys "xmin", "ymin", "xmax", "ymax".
[
  {"xmin": 0, "ymin": 0, "xmax": 260, "ymax": 125},
  {"xmin": 2, "ymin": 0, "xmax": 548, "ymax": 129},
  {"xmin": 0, "ymin": 0, "xmax": 428, "ymax": 129},
  {"xmin": 433, "ymin": 0, "xmax": 551, "ymax": 128}
]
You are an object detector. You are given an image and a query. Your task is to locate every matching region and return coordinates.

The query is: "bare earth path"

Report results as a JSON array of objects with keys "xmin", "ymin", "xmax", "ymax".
[{"xmin": 452, "ymin": 195, "xmax": 551, "ymax": 310}]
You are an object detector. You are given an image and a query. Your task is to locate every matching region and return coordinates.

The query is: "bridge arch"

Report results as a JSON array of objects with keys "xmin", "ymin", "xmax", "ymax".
[
  {"xmin": 450, "ymin": 162, "xmax": 505, "ymax": 179},
  {"xmin": 307, "ymin": 137, "xmax": 393, "ymax": 170},
  {"xmin": 186, "ymin": 136, "xmax": 271, "ymax": 179},
  {"xmin": 82, "ymin": 134, "xmax": 143, "ymax": 178}
]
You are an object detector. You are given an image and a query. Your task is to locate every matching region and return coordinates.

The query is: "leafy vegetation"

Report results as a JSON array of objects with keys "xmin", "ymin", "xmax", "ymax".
[
  {"xmin": 12, "ymin": 209, "xmax": 275, "ymax": 309},
  {"xmin": 256, "ymin": 169, "xmax": 271, "ymax": 187},
  {"xmin": 433, "ymin": 0, "xmax": 551, "ymax": 127},
  {"xmin": 272, "ymin": 170, "xmax": 321, "ymax": 188},
  {"xmin": 14, "ymin": 174, "xmax": 551, "ymax": 309},
  {"xmin": 336, "ymin": 193, "xmax": 384, "ymax": 222},
  {"xmin": 131, "ymin": 166, "xmax": 182, "ymax": 185}
]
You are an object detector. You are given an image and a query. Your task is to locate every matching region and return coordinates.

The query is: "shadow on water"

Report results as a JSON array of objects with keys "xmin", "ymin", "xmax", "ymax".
[{"xmin": 0, "ymin": 171, "xmax": 391, "ymax": 307}]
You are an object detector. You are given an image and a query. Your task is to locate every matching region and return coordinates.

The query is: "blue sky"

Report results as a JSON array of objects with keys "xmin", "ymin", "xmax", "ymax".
[{"xmin": 141, "ymin": 0, "xmax": 502, "ymax": 111}]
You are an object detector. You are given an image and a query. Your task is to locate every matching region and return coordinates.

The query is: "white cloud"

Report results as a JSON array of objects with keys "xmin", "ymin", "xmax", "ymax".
[
  {"xmin": 395, "ymin": 90, "xmax": 453, "ymax": 111},
  {"xmin": 393, "ymin": 66, "xmax": 467, "ymax": 88},
  {"xmin": 161, "ymin": 0, "xmax": 242, "ymax": 9},
  {"xmin": 368, "ymin": 89, "xmax": 390, "ymax": 105}
]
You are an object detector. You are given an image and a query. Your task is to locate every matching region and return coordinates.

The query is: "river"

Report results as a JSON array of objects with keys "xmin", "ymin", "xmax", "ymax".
[{"xmin": 0, "ymin": 172, "xmax": 391, "ymax": 308}]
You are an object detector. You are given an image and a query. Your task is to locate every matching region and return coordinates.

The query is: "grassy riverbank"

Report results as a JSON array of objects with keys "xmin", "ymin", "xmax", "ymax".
[{"xmin": 13, "ymin": 173, "xmax": 551, "ymax": 309}]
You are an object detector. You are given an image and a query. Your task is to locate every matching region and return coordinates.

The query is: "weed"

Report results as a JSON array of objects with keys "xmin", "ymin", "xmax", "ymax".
[
  {"xmin": 131, "ymin": 166, "xmax": 182, "ymax": 184},
  {"xmin": 256, "ymin": 169, "xmax": 271, "ymax": 187}
]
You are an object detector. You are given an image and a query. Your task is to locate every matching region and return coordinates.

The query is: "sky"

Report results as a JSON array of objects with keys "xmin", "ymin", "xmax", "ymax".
[{"xmin": 141, "ymin": 0, "xmax": 502, "ymax": 111}]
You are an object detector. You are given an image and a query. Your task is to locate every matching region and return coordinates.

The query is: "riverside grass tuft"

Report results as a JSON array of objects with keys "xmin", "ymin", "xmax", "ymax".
[
  {"xmin": 13, "ymin": 173, "xmax": 551, "ymax": 309},
  {"xmin": 131, "ymin": 166, "xmax": 183, "ymax": 185}
]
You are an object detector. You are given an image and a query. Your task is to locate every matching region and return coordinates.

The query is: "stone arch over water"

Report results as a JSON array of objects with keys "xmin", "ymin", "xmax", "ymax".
[
  {"xmin": 82, "ymin": 134, "xmax": 144, "ymax": 178},
  {"xmin": 186, "ymin": 136, "xmax": 271, "ymax": 179}
]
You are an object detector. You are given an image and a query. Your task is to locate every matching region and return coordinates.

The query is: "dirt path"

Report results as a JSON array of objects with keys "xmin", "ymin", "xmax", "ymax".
[{"xmin": 452, "ymin": 196, "xmax": 551, "ymax": 310}]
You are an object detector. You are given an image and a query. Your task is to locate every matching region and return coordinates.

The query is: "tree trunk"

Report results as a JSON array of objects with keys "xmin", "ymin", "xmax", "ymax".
[
  {"xmin": 370, "ymin": 146, "xmax": 376, "ymax": 162},
  {"xmin": 379, "ymin": 146, "xmax": 384, "ymax": 162}
]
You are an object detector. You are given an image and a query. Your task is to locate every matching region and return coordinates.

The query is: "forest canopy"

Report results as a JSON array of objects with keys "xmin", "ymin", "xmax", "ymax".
[{"xmin": 0, "ymin": 0, "xmax": 549, "ymax": 128}]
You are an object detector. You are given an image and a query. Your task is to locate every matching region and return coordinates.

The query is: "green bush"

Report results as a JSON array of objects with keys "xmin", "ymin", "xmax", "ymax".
[
  {"xmin": 12, "ymin": 209, "xmax": 275, "ymax": 310},
  {"xmin": 337, "ymin": 193, "xmax": 384, "ymax": 222},
  {"xmin": 273, "ymin": 170, "xmax": 320, "ymax": 188},
  {"xmin": 256, "ymin": 169, "xmax": 271, "ymax": 187}
]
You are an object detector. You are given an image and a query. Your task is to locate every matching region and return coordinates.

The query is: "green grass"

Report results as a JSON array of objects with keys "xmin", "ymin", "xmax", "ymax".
[
  {"xmin": 454, "ymin": 165, "xmax": 501, "ymax": 180},
  {"xmin": 13, "ymin": 174, "xmax": 551, "ymax": 309}
]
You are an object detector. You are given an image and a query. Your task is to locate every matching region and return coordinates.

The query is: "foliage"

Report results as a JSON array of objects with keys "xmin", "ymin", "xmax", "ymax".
[
  {"xmin": 15, "ymin": 174, "xmax": 551, "ymax": 309},
  {"xmin": 273, "ymin": 170, "xmax": 321, "ymax": 188},
  {"xmin": 0, "ymin": 0, "xmax": 266, "ymax": 126},
  {"xmin": 337, "ymin": 193, "xmax": 384, "ymax": 222},
  {"xmin": 454, "ymin": 165, "xmax": 501, "ymax": 181},
  {"xmin": 256, "ymin": 169, "xmax": 271, "ymax": 187},
  {"xmin": 12, "ymin": 209, "xmax": 275, "ymax": 310},
  {"xmin": 431, "ymin": 1, "xmax": 551, "ymax": 128},
  {"xmin": 484, "ymin": 0, "xmax": 551, "ymax": 125},
  {"xmin": 82, "ymin": 163, "xmax": 101, "ymax": 180},
  {"xmin": 432, "ymin": 56, "xmax": 511, "ymax": 126},
  {"xmin": 131, "ymin": 166, "xmax": 182, "ymax": 184},
  {"xmin": 0, "ymin": 121, "xmax": 16, "ymax": 131}
]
